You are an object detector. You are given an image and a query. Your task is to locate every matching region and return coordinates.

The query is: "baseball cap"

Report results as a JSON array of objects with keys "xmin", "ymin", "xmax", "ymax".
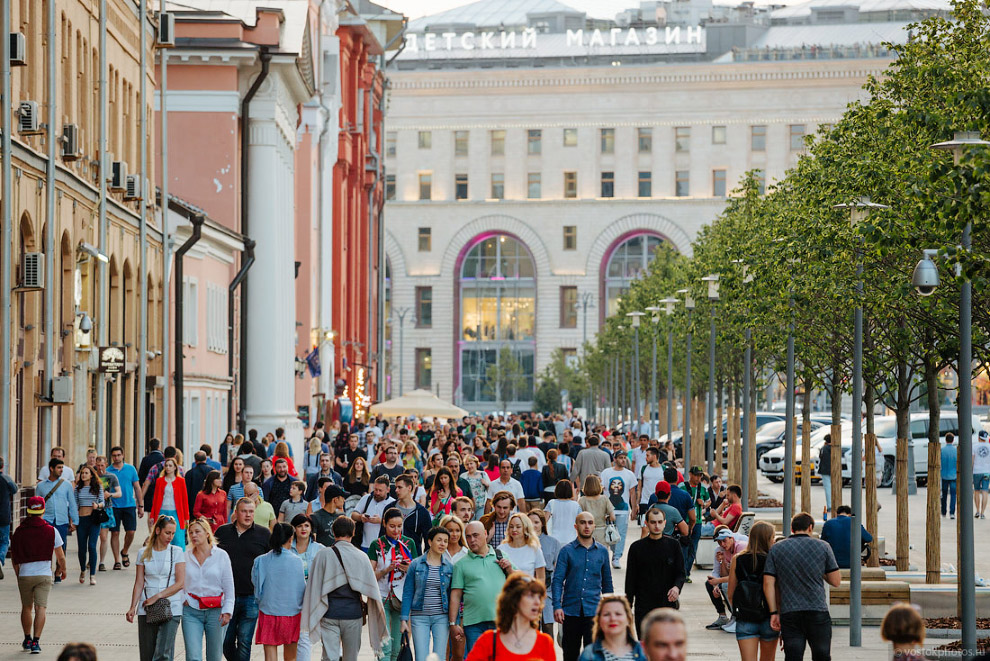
[
  {"xmin": 655, "ymin": 480, "xmax": 672, "ymax": 495},
  {"xmin": 323, "ymin": 485, "xmax": 347, "ymax": 500},
  {"xmin": 689, "ymin": 466, "xmax": 705, "ymax": 476},
  {"xmin": 714, "ymin": 529, "xmax": 734, "ymax": 542},
  {"xmin": 980, "ymin": 430, "xmax": 989, "ymax": 441},
  {"xmin": 27, "ymin": 496, "xmax": 45, "ymax": 515}
]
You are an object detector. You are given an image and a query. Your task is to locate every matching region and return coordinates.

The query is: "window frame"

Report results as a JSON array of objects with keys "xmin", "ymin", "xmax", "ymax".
[
  {"xmin": 712, "ymin": 125, "xmax": 727, "ymax": 145},
  {"xmin": 417, "ymin": 227, "xmax": 432, "ymax": 252},
  {"xmin": 600, "ymin": 128, "xmax": 615, "ymax": 154},
  {"xmin": 638, "ymin": 171, "xmax": 652, "ymax": 198},
  {"xmin": 527, "ymin": 129, "xmax": 542, "ymax": 155},
  {"xmin": 600, "ymin": 171, "xmax": 615, "ymax": 198},
  {"xmin": 712, "ymin": 169, "xmax": 727, "ymax": 197},
  {"xmin": 454, "ymin": 130, "xmax": 469, "ymax": 157},
  {"xmin": 490, "ymin": 129, "xmax": 506, "ymax": 156},
  {"xmin": 563, "ymin": 128, "xmax": 578, "ymax": 147},
  {"xmin": 559, "ymin": 286, "xmax": 578, "ymax": 329},
  {"xmin": 675, "ymin": 170, "xmax": 690, "ymax": 197},
  {"xmin": 415, "ymin": 286, "xmax": 433, "ymax": 328},
  {"xmin": 675, "ymin": 126, "xmax": 691, "ymax": 152},
  {"xmin": 527, "ymin": 172, "xmax": 541, "ymax": 199},
  {"xmin": 637, "ymin": 127, "xmax": 653, "ymax": 153},
  {"xmin": 455, "ymin": 173, "xmax": 469, "ymax": 200},
  {"xmin": 563, "ymin": 225, "xmax": 577, "ymax": 250},
  {"xmin": 490, "ymin": 172, "xmax": 505, "ymax": 200},
  {"xmin": 751, "ymin": 125, "xmax": 767, "ymax": 152},
  {"xmin": 418, "ymin": 172, "xmax": 432, "ymax": 201},
  {"xmin": 563, "ymin": 171, "xmax": 577, "ymax": 199},
  {"xmin": 415, "ymin": 348, "xmax": 432, "ymax": 390},
  {"xmin": 418, "ymin": 131, "xmax": 432, "ymax": 149}
]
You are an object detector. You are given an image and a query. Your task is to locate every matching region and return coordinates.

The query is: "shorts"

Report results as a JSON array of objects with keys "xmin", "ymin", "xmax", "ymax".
[
  {"xmin": 18, "ymin": 575, "xmax": 53, "ymax": 608},
  {"xmin": 111, "ymin": 506, "xmax": 137, "ymax": 532},
  {"xmin": 735, "ymin": 617, "xmax": 779, "ymax": 642},
  {"xmin": 975, "ymin": 474, "xmax": 990, "ymax": 492}
]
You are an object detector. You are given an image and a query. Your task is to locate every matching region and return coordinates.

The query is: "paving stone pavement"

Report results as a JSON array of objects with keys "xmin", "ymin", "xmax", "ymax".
[{"xmin": 1, "ymin": 472, "xmax": 959, "ymax": 660}]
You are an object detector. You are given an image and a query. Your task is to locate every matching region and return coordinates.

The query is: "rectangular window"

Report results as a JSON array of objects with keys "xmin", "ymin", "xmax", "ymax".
[
  {"xmin": 713, "ymin": 169, "xmax": 727, "ymax": 197},
  {"xmin": 751, "ymin": 125, "xmax": 767, "ymax": 151},
  {"xmin": 755, "ymin": 170, "xmax": 766, "ymax": 195},
  {"xmin": 418, "ymin": 173, "xmax": 432, "ymax": 200},
  {"xmin": 415, "ymin": 349, "xmax": 432, "ymax": 390},
  {"xmin": 454, "ymin": 130, "xmax": 469, "ymax": 157},
  {"xmin": 386, "ymin": 131, "xmax": 397, "ymax": 157},
  {"xmin": 675, "ymin": 127, "xmax": 691, "ymax": 152},
  {"xmin": 527, "ymin": 172, "xmax": 541, "ymax": 199},
  {"xmin": 527, "ymin": 129, "xmax": 542, "ymax": 155},
  {"xmin": 563, "ymin": 171, "xmax": 577, "ymax": 199},
  {"xmin": 385, "ymin": 174, "xmax": 396, "ymax": 201},
  {"xmin": 789, "ymin": 124, "xmax": 806, "ymax": 151},
  {"xmin": 560, "ymin": 286, "xmax": 578, "ymax": 328},
  {"xmin": 417, "ymin": 227, "xmax": 431, "ymax": 252},
  {"xmin": 600, "ymin": 171, "xmax": 614, "ymax": 198},
  {"xmin": 455, "ymin": 173, "xmax": 469, "ymax": 200},
  {"xmin": 206, "ymin": 283, "xmax": 228, "ymax": 354},
  {"xmin": 675, "ymin": 170, "xmax": 690, "ymax": 197},
  {"xmin": 712, "ymin": 125, "xmax": 726, "ymax": 145},
  {"xmin": 491, "ymin": 129, "xmax": 506, "ymax": 156},
  {"xmin": 563, "ymin": 225, "xmax": 577, "ymax": 250},
  {"xmin": 183, "ymin": 277, "xmax": 198, "ymax": 346},
  {"xmin": 490, "ymin": 173, "xmax": 505, "ymax": 200},
  {"xmin": 638, "ymin": 171, "xmax": 652, "ymax": 198},
  {"xmin": 418, "ymin": 131, "xmax": 432, "ymax": 149},
  {"xmin": 600, "ymin": 128, "xmax": 615, "ymax": 154},
  {"xmin": 415, "ymin": 287, "xmax": 433, "ymax": 328},
  {"xmin": 562, "ymin": 348, "xmax": 579, "ymax": 369},
  {"xmin": 638, "ymin": 128, "xmax": 653, "ymax": 153},
  {"xmin": 563, "ymin": 128, "xmax": 578, "ymax": 147}
]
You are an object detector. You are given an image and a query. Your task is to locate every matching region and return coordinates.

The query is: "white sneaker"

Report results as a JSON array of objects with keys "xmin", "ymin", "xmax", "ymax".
[
  {"xmin": 722, "ymin": 618, "xmax": 736, "ymax": 633},
  {"xmin": 612, "ymin": 559, "xmax": 622, "ymax": 569}
]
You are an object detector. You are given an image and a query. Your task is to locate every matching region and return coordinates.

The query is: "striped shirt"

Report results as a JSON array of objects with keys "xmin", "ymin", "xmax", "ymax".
[
  {"xmin": 413, "ymin": 564, "xmax": 445, "ymax": 616},
  {"xmin": 75, "ymin": 485, "xmax": 105, "ymax": 509}
]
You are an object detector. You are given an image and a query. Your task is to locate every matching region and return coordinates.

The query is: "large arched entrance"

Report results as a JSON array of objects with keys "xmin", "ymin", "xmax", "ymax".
[{"xmin": 601, "ymin": 232, "xmax": 667, "ymax": 320}]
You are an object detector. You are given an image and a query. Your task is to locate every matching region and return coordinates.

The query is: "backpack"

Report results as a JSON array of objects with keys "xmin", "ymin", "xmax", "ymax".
[
  {"xmin": 731, "ymin": 554, "xmax": 768, "ymax": 622},
  {"xmin": 510, "ymin": 458, "xmax": 523, "ymax": 481}
]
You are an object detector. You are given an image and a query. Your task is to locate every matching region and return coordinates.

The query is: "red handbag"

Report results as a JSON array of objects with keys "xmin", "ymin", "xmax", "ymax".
[{"xmin": 189, "ymin": 593, "xmax": 223, "ymax": 609}]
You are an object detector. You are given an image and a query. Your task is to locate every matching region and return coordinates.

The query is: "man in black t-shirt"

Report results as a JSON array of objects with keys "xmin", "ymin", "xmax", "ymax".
[
  {"xmin": 310, "ymin": 484, "xmax": 346, "ymax": 547},
  {"xmin": 371, "ymin": 445, "xmax": 404, "ymax": 497},
  {"xmin": 216, "ymin": 497, "xmax": 271, "ymax": 660}
]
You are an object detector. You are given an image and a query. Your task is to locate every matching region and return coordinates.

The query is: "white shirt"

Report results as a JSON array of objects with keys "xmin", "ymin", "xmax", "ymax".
[
  {"xmin": 18, "ymin": 528, "xmax": 64, "ymax": 577},
  {"xmin": 486, "ymin": 477, "xmax": 524, "ymax": 503},
  {"xmin": 630, "ymin": 447, "xmax": 649, "ymax": 475},
  {"xmin": 974, "ymin": 441, "xmax": 990, "ymax": 474},
  {"xmin": 639, "ymin": 465, "xmax": 664, "ymax": 504},
  {"xmin": 38, "ymin": 465, "xmax": 74, "ymax": 484},
  {"xmin": 183, "ymin": 546, "xmax": 235, "ymax": 615},
  {"xmin": 517, "ymin": 448, "xmax": 546, "ymax": 470},
  {"xmin": 497, "ymin": 542, "xmax": 546, "ymax": 577},
  {"xmin": 136, "ymin": 545, "xmax": 185, "ymax": 616},
  {"xmin": 445, "ymin": 547, "xmax": 468, "ymax": 565},
  {"xmin": 356, "ymin": 494, "xmax": 397, "ymax": 548},
  {"xmin": 546, "ymin": 499, "xmax": 580, "ymax": 546},
  {"xmin": 600, "ymin": 468, "xmax": 637, "ymax": 509}
]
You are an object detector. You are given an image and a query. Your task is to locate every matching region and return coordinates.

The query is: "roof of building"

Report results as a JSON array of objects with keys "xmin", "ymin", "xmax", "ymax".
[
  {"xmin": 409, "ymin": 0, "xmax": 585, "ymax": 31},
  {"xmin": 769, "ymin": 0, "xmax": 950, "ymax": 19},
  {"xmin": 165, "ymin": 0, "xmax": 310, "ymax": 54},
  {"xmin": 752, "ymin": 20, "xmax": 912, "ymax": 47}
]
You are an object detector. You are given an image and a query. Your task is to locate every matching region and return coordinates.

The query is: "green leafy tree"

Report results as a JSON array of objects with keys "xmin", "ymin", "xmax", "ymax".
[{"xmin": 483, "ymin": 347, "xmax": 529, "ymax": 413}]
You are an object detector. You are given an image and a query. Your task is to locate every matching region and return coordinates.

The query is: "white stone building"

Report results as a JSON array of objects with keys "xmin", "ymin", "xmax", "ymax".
[{"xmin": 382, "ymin": 0, "xmax": 949, "ymax": 412}]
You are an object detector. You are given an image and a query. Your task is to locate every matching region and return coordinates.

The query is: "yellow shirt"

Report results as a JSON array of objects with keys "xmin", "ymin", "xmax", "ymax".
[{"xmin": 254, "ymin": 500, "xmax": 276, "ymax": 530}]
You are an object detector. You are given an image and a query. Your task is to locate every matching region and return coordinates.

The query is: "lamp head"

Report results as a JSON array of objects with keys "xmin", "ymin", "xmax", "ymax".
[
  {"xmin": 701, "ymin": 274, "xmax": 720, "ymax": 300},
  {"xmin": 833, "ymin": 197, "xmax": 889, "ymax": 226},
  {"xmin": 931, "ymin": 130, "xmax": 990, "ymax": 165},
  {"xmin": 911, "ymin": 249, "xmax": 940, "ymax": 297},
  {"xmin": 626, "ymin": 311, "xmax": 645, "ymax": 328},
  {"xmin": 659, "ymin": 297, "xmax": 680, "ymax": 315}
]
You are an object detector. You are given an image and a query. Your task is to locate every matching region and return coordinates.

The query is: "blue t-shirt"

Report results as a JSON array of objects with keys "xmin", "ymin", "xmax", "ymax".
[
  {"xmin": 107, "ymin": 463, "xmax": 139, "ymax": 508},
  {"xmin": 941, "ymin": 444, "xmax": 958, "ymax": 481},
  {"xmin": 667, "ymin": 485, "xmax": 693, "ymax": 521}
]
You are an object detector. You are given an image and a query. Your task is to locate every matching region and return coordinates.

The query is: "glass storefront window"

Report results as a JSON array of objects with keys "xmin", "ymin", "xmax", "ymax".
[{"xmin": 604, "ymin": 234, "xmax": 665, "ymax": 317}]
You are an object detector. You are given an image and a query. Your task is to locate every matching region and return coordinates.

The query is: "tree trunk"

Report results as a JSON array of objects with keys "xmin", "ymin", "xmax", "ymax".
[
  {"xmin": 895, "ymin": 356, "xmax": 911, "ymax": 572},
  {"xmin": 659, "ymin": 398, "xmax": 667, "ymax": 441},
  {"xmin": 716, "ymin": 377, "xmax": 724, "ymax": 477},
  {"xmin": 830, "ymin": 359, "xmax": 843, "ymax": 517},
  {"xmin": 864, "ymin": 324, "xmax": 879, "ymax": 567},
  {"xmin": 728, "ymin": 379, "xmax": 739, "ymax": 483},
  {"xmin": 693, "ymin": 397, "xmax": 705, "ymax": 472},
  {"xmin": 802, "ymin": 374, "xmax": 813, "ymax": 513},
  {"xmin": 925, "ymin": 350, "xmax": 941, "ymax": 584},
  {"xmin": 748, "ymin": 384, "xmax": 758, "ymax": 507}
]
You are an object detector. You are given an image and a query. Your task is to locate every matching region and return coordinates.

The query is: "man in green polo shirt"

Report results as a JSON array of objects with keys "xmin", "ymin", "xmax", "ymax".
[
  {"xmin": 682, "ymin": 466, "xmax": 710, "ymax": 580},
  {"xmin": 449, "ymin": 521, "xmax": 513, "ymax": 655}
]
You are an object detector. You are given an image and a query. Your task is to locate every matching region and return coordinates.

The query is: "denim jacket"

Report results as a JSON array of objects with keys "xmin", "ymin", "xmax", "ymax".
[
  {"xmin": 400, "ymin": 554, "xmax": 453, "ymax": 620},
  {"xmin": 578, "ymin": 640, "xmax": 647, "ymax": 661}
]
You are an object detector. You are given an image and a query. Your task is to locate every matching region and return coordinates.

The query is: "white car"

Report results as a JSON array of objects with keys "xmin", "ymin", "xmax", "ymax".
[{"xmin": 758, "ymin": 425, "xmax": 831, "ymax": 481}]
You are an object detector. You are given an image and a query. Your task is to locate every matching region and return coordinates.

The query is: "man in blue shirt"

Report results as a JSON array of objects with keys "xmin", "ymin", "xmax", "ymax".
[
  {"xmin": 34, "ymin": 459, "xmax": 78, "ymax": 581},
  {"xmin": 107, "ymin": 446, "xmax": 142, "ymax": 570},
  {"xmin": 819, "ymin": 505, "xmax": 873, "ymax": 569},
  {"xmin": 552, "ymin": 511, "xmax": 613, "ymax": 661},
  {"xmin": 941, "ymin": 433, "xmax": 958, "ymax": 518}
]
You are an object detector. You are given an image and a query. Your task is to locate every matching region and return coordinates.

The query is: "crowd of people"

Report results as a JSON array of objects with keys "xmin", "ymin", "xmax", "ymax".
[{"xmin": 0, "ymin": 412, "xmax": 966, "ymax": 660}]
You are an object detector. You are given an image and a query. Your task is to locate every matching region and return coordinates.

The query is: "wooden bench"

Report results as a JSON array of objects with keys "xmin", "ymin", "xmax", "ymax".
[
  {"xmin": 839, "ymin": 567, "xmax": 887, "ymax": 581},
  {"xmin": 828, "ymin": 581, "xmax": 910, "ymax": 624}
]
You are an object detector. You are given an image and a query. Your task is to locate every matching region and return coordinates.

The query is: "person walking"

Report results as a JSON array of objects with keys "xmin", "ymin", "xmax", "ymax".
[
  {"xmin": 107, "ymin": 446, "xmax": 143, "ymax": 571},
  {"xmin": 528, "ymin": 509, "xmax": 561, "ymax": 638},
  {"xmin": 440, "ymin": 514, "xmax": 468, "ymax": 564},
  {"xmin": 305, "ymin": 453, "xmax": 343, "ymax": 501},
  {"xmin": 193, "ymin": 471, "xmax": 227, "ymax": 533},
  {"xmin": 278, "ymin": 481, "xmax": 309, "ymax": 524},
  {"xmin": 182, "ymin": 518, "xmax": 235, "ymax": 661},
  {"xmin": 681, "ymin": 466, "xmax": 710, "ymax": 580},
  {"xmin": 351, "ymin": 476, "xmax": 397, "ymax": 550},
  {"xmin": 541, "ymin": 449, "xmax": 569, "ymax": 506},
  {"xmin": 395, "ymin": 474, "xmax": 433, "ymax": 555},
  {"xmin": 11, "ymin": 496, "xmax": 67, "ymax": 654},
  {"xmin": 73, "ymin": 465, "xmax": 106, "ymax": 585},
  {"xmin": 578, "ymin": 595, "xmax": 647, "ymax": 661},
  {"xmin": 974, "ymin": 430, "xmax": 990, "ymax": 519},
  {"xmin": 288, "ymin": 514, "xmax": 325, "ymax": 661},
  {"xmin": 644, "ymin": 482, "xmax": 688, "ymax": 539},
  {"xmin": 449, "ymin": 521, "xmax": 514, "ymax": 655},
  {"xmin": 601, "ymin": 452, "xmax": 637, "ymax": 569},
  {"xmin": 763, "ymin": 512, "xmax": 841, "ymax": 661},
  {"xmin": 727, "ymin": 521, "xmax": 778, "ymax": 661},
  {"xmin": 637, "ymin": 449, "xmax": 664, "ymax": 525},
  {"xmin": 310, "ymin": 482, "xmax": 347, "ymax": 546},
  {"xmin": 185, "ymin": 452, "xmax": 214, "ymax": 516},
  {"xmin": 546, "ymin": 480, "xmax": 580, "ymax": 546},
  {"xmin": 0, "ymin": 456, "xmax": 17, "ymax": 579},
  {"xmin": 485, "ymin": 460, "xmax": 526, "ymax": 512},
  {"xmin": 552, "ymin": 511, "xmax": 614, "ymax": 661},
  {"xmin": 498, "ymin": 512, "xmax": 546, "ymax": 582},
  {"xmin": 625, "ymin": 507, "xmax": 684, "ymax": 638},
  {"xmin": 940, "ymin": 433, "xmax": 958, "ymax": 518},
  {"xmin": 571, "ymin": 436, "xmax": 612, "ymax": 493},
  {"xmin": 216, "ymin": 497, "xmax": 272, "ymax": 661},
  {"xmin": 95, "ymin": 455, "xmax": 122, "ymax": 572},
  {"xmin": 253, "ymin": 522, "xmax": 307, "ymax": 661},
  {"xmin": 35, "ymin": 459, "xmax": 77, "ymax": 582},
  {"xmin": 463, "ymin": 571, "xmax": 556, "ymax": 661},
  {"xmin": 401, "ymin": 527, "xmax": 454, "ymax": 661},
  {"xmin": 880, "ymin": 604, "xmax": 926, "ymax": 661},
  {"xmin": 461, "ymin": 455, "xmax": 491, "ymax": 520},
  {"xmin": 819, "ymin": 505, "xmax": 873, "ymax": 570},
  {"xmin": 579, "ymin": 475, "xmax": 615, "ymax": 547},
  {"xmin": 150, "ymin": 458, "xmax": 188, "ymax": 549},
  {"xmin": 262, "ymin": 458, "xmax": 295, "ymax": 516},
  {"xmin": 370, "ymin": 507, "xmax": 418, "ymax": 661},
  {"xmin": 481, "ymin": 491, "xmax": 515, "ymax": 548},
  {"xmin": 302, "ymin": 517, "xmax": 389, "ymax": 661},
  {"xmin": 126, "ymin": 515, "xmax": 186, "ymax": 661},
  {"xmin": 817, "ymin": 436, "xmax": 833, "ymax": 518}
]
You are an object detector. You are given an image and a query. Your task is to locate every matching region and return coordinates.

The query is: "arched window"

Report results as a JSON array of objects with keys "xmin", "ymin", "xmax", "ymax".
[
  {"xmin": 458, "ymin": 234, "xmax": 535, "ymax": 409},
  {"xmin": 603, "ymin": 233, "xmax": 665, "ymax": 318}
]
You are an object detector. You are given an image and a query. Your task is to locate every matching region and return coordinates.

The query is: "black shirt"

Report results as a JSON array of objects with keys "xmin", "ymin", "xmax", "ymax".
[
  {"xmin": 371, "ymin": 464, "xmax": 404, "ymax": 497},
  {"xmin": 338, "ymin": 448, "xmax": 364, "ymax": 472},
  {"xmin": 263, "ymin": 475, "xmax": 293, "ymax": 514},
  {"xmin": 624, "ymin": 535, "xmax": 685, "ymax": 612},
  {"xmin": 310, "ymin": 508, "xmax": 343, "ymax": 547},
  {"xmin": 215, "ymin": 523, "xmax": 271, "ymax": 595}
]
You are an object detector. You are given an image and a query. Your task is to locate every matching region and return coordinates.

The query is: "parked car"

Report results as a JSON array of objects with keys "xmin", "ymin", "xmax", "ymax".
[{"xmin": 759, "ymin": 425, "xmax": 831, "ymax": 482}]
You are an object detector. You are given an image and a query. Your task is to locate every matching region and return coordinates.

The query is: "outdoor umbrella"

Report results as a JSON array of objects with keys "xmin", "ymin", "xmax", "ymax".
[{"xmin": 368, "ymin": 389, "xmax": 468, "ymax": 419}]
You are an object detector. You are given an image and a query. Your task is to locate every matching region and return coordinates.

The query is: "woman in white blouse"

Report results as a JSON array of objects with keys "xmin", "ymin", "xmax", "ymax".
[
  {"xmin": 182, "ymin": 517, "xmax": 234, "ymax": 661},
  {"xmin": 126, "ymin": 515, "xmax": 186, "ymax": 661},
  {"xmin": 497, "ymin": 512, "xmax": 546, "ymax": 583}
]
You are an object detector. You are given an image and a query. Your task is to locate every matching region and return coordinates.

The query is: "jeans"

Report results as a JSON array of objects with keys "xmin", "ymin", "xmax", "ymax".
[
  {"xmin": 222, "ymin": 595, "xmax": 258, "ymax": 661},
  {"xmin": 76, "ymin": 517, "xmax": 100, "ymax": 575},
  {"xmin": 138, "ymin": 614, "xmax": 181, "ymax": 661},
  {"xmin": 53, "ymin": 523, "xmax": 69, "ymax": 553},
  {"xmin": 780, "ymin": 610, "xmax": 832, "ymax": 661},
  {"xmin": 942, "ymin": 479, "xmax": 957, "ymax": 515},
  {"xmin": 319, "ymin": 618, "xmax": 363, "ymax": 661},
  {"xmin": 297, "ymin": 630, "xmax": 311, "ymax": 661},
  {"xmin": 0, "ymin": 523, "xmax": 9, "ymax": 566},
  {"xmin": 611, "ymin": 511, "xmax": 630, "ymax": 562},
  {"xmin": 463, "ymin": 621, "xmax": 495, "ymax": 658},
  {"xmin": 684, "ymin": 521, "xmax": 702, "ymax": 576},
  {"xmin": 382, "ymin": 598, "xmax": 403, "ymax": 661},
  {"xmin": 562, "ymin": 615, "xmax": 593, "ymax": 661},
  {"xmin": 820, "ymin": 475, "xmax": 832, "ymax": 514},
  {"xmin": 705, "ymin": 580, "xmax": 727, "ymax": 615},
  {"xmin": 182, "ymin": 604, "xmax": 225, "ymax": 661},
  {"xmin": 410, "ymin": 613, "xmax": 449, "ymax": 661}
]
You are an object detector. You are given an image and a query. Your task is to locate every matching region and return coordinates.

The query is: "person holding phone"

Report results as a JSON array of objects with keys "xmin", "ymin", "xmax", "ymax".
[{"xmin": 369, "ymin": 508, "xmax": 418, "ymax": 661}]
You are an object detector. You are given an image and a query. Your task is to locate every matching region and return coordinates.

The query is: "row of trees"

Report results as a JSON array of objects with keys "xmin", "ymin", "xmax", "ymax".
[{"xmin": 574, "ymin": 0, "xmax": 990, "ymax": 582}]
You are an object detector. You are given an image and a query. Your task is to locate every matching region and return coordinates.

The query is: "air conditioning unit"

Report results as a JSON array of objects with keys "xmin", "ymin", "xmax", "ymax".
[
  {"xmin": 9, "ymin": 33, "xmax": 25, "ymax": 66},
  {"xmin": 51, "ymin": 376, "xmax": 73, "ymax": 404},
  {"xmin": 156, "ymin": 12, "xmax": 175, "ymax": 48},
  {"xmin": 110, "ymin": 161, "xmax": 128, "ymax": 192},
  {"xmin": 22, "ymin": 252, "xmax": 44, "ymax": 289},
  {"xmin": 18, "ymin": 100, "xmax": 41, "ymax": 135},
  {"xmin": 124, "ymin": 174, "xmax": 143, "ymax": 201},
  {"xmin": 61, "ymin": 124, "xmax": 81, "ymax": 160}
]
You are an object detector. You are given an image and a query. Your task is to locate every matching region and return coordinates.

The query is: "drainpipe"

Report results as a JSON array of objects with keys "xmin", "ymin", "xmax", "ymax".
[
  {"xmin": 161, "ymin": 48, "xmax": 169, "ymax": 447},
  {"xmin": 173, "ymin": 213, "xmax": 204, "ymax": 453},
  {"xmin": 137, "ymin": 0, "xmax": 148, "ymax": 453},
  {"xmin": 42, "ymin": 0, "xmax": 57, "ymax": 456},
  {"xmin": 96, "ymin": 0, "xmax": 108, "ymax": 454},
  {"xmin": 227, "ymin": 238, "xmax": 255, "ymax": 432},
  {"xmin": 237, "ymin": 48, "xmax": 271, "ymax": 434},
  {"xmin": 1, "ymin": 0, "xmax": 13, "ymax": 466},
  {"xmin": 365, "ymin": 86, "xmax": 379, "ymax": 399}
]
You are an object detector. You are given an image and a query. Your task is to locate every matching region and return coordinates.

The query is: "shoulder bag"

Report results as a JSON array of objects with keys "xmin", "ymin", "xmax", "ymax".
[
  {"xmin": 332, "ymin": 545, "xmax": 368, "ymax": 624},
  {"xmin": 43, "ymin": 479, "xmax": 65, "ymax": 502},
  {"xmin": 144, "ymin": 547, "xmax": 175, "ymax": 625}
]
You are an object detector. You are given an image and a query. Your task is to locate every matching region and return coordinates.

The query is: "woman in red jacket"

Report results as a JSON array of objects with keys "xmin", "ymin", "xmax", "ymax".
[
  {"xmin": 150, "ymin": 458, "xmax": 189, "ymax": 549},
  {"xmin": 192, "ymin": 470, "xmax": 227, "ymax": 532}
]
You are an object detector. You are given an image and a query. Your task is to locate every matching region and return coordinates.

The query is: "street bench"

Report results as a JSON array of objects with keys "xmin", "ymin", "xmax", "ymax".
[
  {"xmin": 694, "ymin": 512, "xmax": 755, "ymax": 569},
  {"xmin": 828, "ymin": 580, "xmax": 911, "ymax": 624},
  {"xmin": 839, "ymin": 567, "xmax": 887, "ymax": 581}
]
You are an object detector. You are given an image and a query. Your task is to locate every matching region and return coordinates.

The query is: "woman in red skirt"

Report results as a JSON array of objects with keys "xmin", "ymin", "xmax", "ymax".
[{"xmin": 252, "ymin": 523, "xmax": 306, "ymax": 660}]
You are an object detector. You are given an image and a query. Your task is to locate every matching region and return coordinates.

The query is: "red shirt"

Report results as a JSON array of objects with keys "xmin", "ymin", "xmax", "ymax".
[
  {"xmin": 193, "ymin": 490, "xmax": 228, "ymax": 531},
  {"xmin": 465, "ymin": 631, "xmax": 555, "ymax": 661},
  {"xmin": 723, "ymin": 502, "xmax": 743, "ymax": 530}
]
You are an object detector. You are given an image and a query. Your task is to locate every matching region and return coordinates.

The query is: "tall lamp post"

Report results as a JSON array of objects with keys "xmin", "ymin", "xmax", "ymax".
[
  {"xmin": 678, "ymin": 289, "xmax": 696, "ymax": 467},
  {"xmin": 646, "ymin": 306, "xmax": 661, "ymax": 439},
  {"xmin": 580, "ymin": 292, "xmax": 595, "ymax": 347},
  {"xmin": 660, "ymin": 297, "xmax": 680, "ymax": 441},
  {"xmin": 919, "ymin": 130, "xmax": 988, "ymax": 654},
  {"xmin": 731, "ymin": 260, "xmax": 755, "ymax": 508},
  {"xmin": 627, "ymin": 312, "xmax": 645, "ymax": 435},
  {"xmin": 783, "ymin": 261, "xmax": 797, "ymax": 533},
  {"xmin": 702, "ymin": 275, "xmax": 720, "ymax": 473},
  {"xmin": 835, "ymin": 197, "xmax": 887, "ymax": 647},
  {"xmin": 392, "ymin": 307, "xmax": 414, "ymax": 396}
]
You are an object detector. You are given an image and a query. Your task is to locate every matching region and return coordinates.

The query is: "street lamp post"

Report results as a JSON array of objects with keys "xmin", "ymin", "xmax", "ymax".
[
  {"xmin": 392, "ymin": 307, "xmax": 413, "ymax": 396},
  {"xmin": 732, "ymin": 260, "xmax": 755, "ymax": 508},
  {"xmin": 678, "ymin": 290, "xmax": 696, "ymax": 468},
  {"xmin": 835, "ymin": 196, "xmax": 888, "ymax": 647},
  {"xmin": 660, "ymin": 298, "xmax": 680, "ymax": 441},
  {"xmin": 702, "ymin": 275, "xmax": 720, "ymax": 473},
  {"xmin": 628, "ymin": 312, "xmax": 645, "ymax": 436},
  {"xmin": 581, "ymin": 292, "xmax": 595, "ymax": 348},
  {"xmin": 783, "ymin": 278, "xmax": 796, "ymax": 534},
  {"xmin": 646, "ymin": 307, "xmax": 661, "ymax": 439}
]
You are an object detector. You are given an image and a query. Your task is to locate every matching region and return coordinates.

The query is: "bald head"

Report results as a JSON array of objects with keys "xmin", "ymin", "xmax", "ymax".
[
  {"xmin": 575, "ymin": 511, "xmax": 595, "ymax": 540},
  {"xmin": 243, "ymin": 481, "xmax": 259, "ymax": 499},
  {"xmin": 464, "ymin": 521, "xmax": 488, "ymax": 554}
]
